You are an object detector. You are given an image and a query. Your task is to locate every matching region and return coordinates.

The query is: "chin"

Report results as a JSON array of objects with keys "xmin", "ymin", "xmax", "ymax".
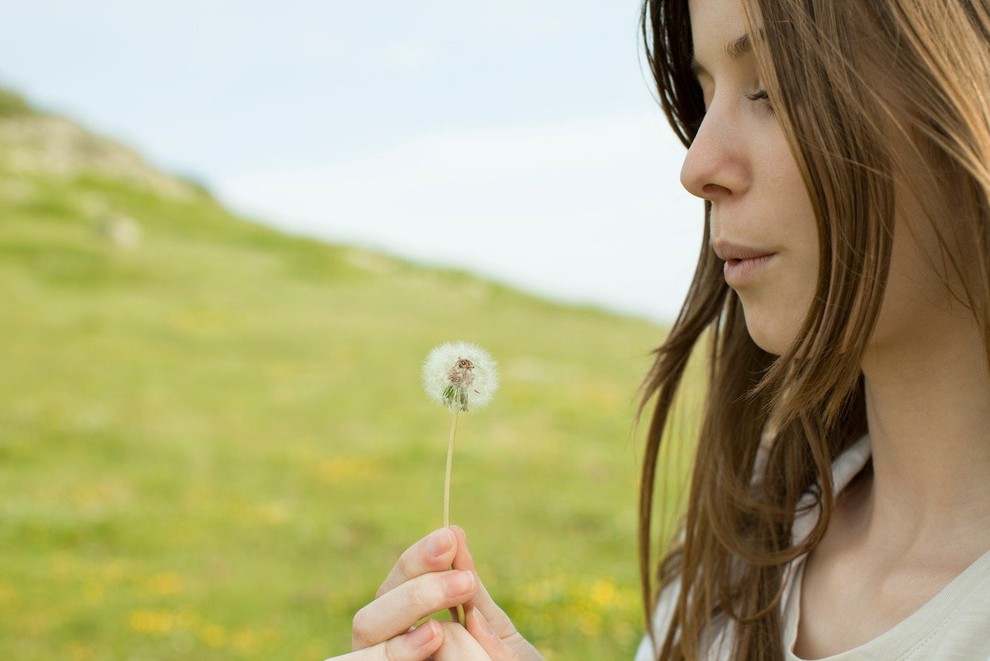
[
  {"xmin": 746, "ymin": 327, "xmax": 788, "ymax": 355},
  {"xmin": 737, "ymin": 285, "xmax": 814, "ymax": 357},
  {"xmin": 740, "ymin": 305, "xmax": 797, "ymax": 357}
]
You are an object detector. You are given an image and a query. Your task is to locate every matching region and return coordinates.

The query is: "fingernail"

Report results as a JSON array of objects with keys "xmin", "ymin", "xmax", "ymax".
[
  {"xmin": 427, "ymin": 529, "xmax": 454, "ymax": 558},
  {"xmin": 443, "ymin": 570, "xmax": 474, "ymax": 597},
  {"xmin": 408, "ymin": 621, "xmax": 438, "ymax": 647},
  {"xmin": 451, "ymin": 525, "xmax": 467, "ymax": 540},
  {"xmin": 474, "ymin": 608, "xmax": 496, "ymax": 637}
]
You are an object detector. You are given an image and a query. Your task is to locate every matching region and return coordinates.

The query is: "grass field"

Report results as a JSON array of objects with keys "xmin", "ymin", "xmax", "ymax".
[{"xmin": 0, "ymin": 104, "xmax": 698, "ymax": 659}]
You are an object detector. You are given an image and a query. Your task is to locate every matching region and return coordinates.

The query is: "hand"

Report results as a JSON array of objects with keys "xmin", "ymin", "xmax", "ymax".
[{"xmin": 325, "ymin": 527, "xmax": 541, "ymax": 661}]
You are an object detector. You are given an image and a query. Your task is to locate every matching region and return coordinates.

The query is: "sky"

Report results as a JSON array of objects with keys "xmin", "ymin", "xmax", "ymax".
[{"xmin": 1, "ymin": 1, "xmax": 704, "ymax": 322}]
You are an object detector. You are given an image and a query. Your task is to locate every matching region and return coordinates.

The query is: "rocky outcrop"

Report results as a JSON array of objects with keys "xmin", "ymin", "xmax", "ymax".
[{"xmin": 0, "ymin": 112, "xmax": 199, "ymax": 201}]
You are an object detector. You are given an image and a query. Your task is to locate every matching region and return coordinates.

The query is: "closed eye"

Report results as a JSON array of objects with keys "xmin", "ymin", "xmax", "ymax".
[{"xmin": 745, "ymin": 89, "xmax": 774, "ymax": 115}]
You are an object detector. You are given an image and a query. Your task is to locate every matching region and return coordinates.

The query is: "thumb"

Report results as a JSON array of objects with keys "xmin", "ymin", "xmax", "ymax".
[{"xmin": 449, "ymin": 527, "xmax": 518, "ymax": 639}]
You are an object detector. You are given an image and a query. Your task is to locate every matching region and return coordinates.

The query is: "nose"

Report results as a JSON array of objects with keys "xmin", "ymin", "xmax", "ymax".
[{"xmin": 679, "ymin": 103, "xmax": 748, "ymax": 203}]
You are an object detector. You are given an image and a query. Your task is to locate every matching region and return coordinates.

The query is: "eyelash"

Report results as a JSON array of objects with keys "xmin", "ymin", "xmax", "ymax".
[
  {"xmin": 745, "ymin": 89, "xmax": 774, "ymax": 114},
  {"xmin": 688, "ymin": 88, "xmax": 774, "ymax": 133}
]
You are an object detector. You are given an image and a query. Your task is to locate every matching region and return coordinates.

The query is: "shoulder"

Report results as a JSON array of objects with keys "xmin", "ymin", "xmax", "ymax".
[
  {"xmin": 636, "ymin": 436, "xmax": 873, "ymax": 659},
  {"xmin": 635, "ymin": 577, "xmax": 738, "ymax": 661},
  {"xmin": 634, "ymin": 580, "xmax": 679, "ymax": 661}
]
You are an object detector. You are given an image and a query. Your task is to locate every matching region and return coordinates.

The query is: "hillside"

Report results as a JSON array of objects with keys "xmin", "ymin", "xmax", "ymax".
[{"xmin": 0, "ymin": 88, "xmax": 677, "ymax": 660}]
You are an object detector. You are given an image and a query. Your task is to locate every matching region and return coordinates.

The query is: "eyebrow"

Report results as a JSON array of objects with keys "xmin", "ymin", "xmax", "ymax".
[{"xmin": 690, "ymin": 33, "xmax": 753, "ymax": 77}]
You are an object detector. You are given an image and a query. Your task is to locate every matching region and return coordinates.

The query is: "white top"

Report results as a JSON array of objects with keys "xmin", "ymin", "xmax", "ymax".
[
  {"xmin": 635, "ymin": 436, "xmax": 990, "ymax": 659},
  {"xmin": 782, "ymin": 548, "xmax": 990, "ymax": 660}
]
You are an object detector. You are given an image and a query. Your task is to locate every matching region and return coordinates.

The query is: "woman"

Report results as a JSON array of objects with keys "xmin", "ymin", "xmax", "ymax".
[{"xmin": 334, "ymin": 0, "xmax": 990, "ymax": 658}]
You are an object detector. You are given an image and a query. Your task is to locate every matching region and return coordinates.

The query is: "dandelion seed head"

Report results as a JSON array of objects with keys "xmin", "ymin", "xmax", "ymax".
[{"xmin": 422, "ymin": 341, "xmax": 498, "ymax": 412}]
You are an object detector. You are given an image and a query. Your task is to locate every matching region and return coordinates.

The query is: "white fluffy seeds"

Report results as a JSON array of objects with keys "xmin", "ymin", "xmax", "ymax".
[{"xmin": 422, "ymin": 341, "xmax": 498, "ymax": 412}]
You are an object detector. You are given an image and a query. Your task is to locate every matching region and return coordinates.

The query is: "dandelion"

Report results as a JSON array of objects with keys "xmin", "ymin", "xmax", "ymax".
[
  {"xmin": 422, "ymin": 342, "xmax": 498, "ymax": 526},
  {"xmin": 422, "ymin": 341, "xmax": 498, "ymax": 625},
  {"xmin": 422, "ymin": 342, "xmax": 498, "ymax": 414}
]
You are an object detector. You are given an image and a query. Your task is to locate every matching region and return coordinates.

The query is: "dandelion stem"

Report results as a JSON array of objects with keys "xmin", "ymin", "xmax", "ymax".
[
  {"xmin": 442, "ymin": 410, "xmax": 466, "ymax": 626},
  {"xmin": 443, "ymin": 410, "xmax": 459, "ymax": 528}
]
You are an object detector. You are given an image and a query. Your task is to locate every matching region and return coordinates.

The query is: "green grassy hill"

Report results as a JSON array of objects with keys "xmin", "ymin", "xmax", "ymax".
[{"xmin": 0, "ymin": 89, "xmax": 678, "ymax": 659}]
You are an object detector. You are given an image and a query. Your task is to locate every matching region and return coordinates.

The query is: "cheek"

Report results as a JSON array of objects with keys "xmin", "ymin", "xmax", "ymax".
[
  {"xmin": 869, "ymin": 134, "xmax": 974, "ymax": 350},
  {"xmin": 870, "ymin": 199, "xmax": 960, "ymax": 348},
  {"xmin": 740, "ymin": 159, "xmax": 820, "ymax": 355}
]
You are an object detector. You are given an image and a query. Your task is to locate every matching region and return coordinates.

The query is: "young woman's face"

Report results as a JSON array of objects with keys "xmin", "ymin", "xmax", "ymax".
[
  {"xmin": 682, "ymin": 0, "xmax": 819, "ymax": 355},
  {"xmin": 683, "ymin": 0, "xmax": 967, "ymax": 359}
]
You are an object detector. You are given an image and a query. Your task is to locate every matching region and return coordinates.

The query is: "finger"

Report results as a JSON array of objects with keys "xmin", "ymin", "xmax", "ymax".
[
  {"xmin": 464, "ymin": 607, "xmax": 521, "ymax": 661},
  {"xmin": 377, "ymin": 528, "xmax": 458, "ymax": 598},
  {"xmin": 449, "ymin": 528, "xmax": 541, "ymax": 658},
  {"xmin": 432, "ymin": 620, "xmax": 492, "ymax": 660},
  {"xmin": 352, "ymin": 570, "xmax": 476, "ymax": 649},
  {"xmin": 449, "ymin": 527, "xmax": 514, "ymax": 635},
  {"xmin": 332, "ymin": 620, "xmax": 443, "ymax": 661}
]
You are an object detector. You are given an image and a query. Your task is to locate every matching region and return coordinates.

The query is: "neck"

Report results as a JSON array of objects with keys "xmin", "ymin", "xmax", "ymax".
[{"xmin": 859, "ymin": 315, "xmax": 990, "ymax": 549}]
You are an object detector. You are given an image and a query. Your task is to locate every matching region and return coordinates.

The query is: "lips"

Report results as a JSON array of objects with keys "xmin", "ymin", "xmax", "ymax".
[
  {"xmin": 713, "ymin": 239, "xmax": 776, "ymax": 286},
  {"xmin": 713, "ymin": 239, "xmax": 774, "ymax": 262}
]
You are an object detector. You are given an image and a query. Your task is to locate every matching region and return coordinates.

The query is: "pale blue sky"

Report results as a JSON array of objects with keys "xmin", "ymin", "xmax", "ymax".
[{"xmin": 1, "ymin": 1, "xmax": 703, "ymax": 322}]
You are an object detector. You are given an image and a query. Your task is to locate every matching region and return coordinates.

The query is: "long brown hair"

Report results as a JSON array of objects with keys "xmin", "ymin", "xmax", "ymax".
[{"xmin": 637, "ymin": 0, "xmax": 990, "ymax": 658}]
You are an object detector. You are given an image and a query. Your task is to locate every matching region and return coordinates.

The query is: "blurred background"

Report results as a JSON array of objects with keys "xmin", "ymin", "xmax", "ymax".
[{"xmin": 0, "ymin": 1, "xmax": 701, "ymax": 658}]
